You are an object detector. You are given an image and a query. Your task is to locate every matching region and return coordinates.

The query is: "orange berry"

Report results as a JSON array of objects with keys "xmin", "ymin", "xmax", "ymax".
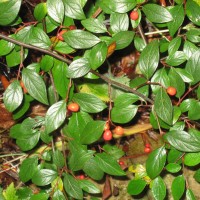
[
  {"xmin": 130, "ymin": 10, "xmax": 139, "ymax": 21},
  {"xmin": 69, "ymin": 25, "xmax": 77, "ymax": 30},
  {"xmin": 57, "ymin": 30, "xmax": 67, "ymax": 41},
  {"xmin": 20, "ymin": 81, "xmax": 28, "ymax": 94},
  {"xmin": 167, "ymin": 86, "xmax": 177, "ymax": 96},
  {"xmin": 67, "ymin": 102, "xmax": 80, "ymax": 112},
  {"xmin": 145, "ymin": 143, "xmax": 151, "ymax": 148},
  {"xmin": 114, "ymin": 126, "xmax": 124, "ymax": 135},
  {"xmin": 144, "ymin": 147, "xmax": 151, "ymax": 153},
  {"xmin": 103, "ymin": 130, "xmax": 112, "ymax": 141}
]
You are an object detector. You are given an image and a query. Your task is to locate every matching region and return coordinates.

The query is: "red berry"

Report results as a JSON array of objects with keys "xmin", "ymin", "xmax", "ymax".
[
  {"xmin": 69, "ymin": 25, "xmax": 77, "ymax": 30},
  {"xmin": 145, "ymin": 143, "xmax": 151, "ymax": 148},
  {"xmin": 114, "ymin": 126, "xmax": 124, "ymax": 135},
  {"xmin": 167, "ymin": 86, "xmax": 177, "ymax": 96},
  {"xmin": 67, "ymin": 102, "xmax": 80, "ymax": 112},
  {"xmin": 144, "ymin": 147, "xmax": 151, "ymax": 153},
  {"xmin": 119, "ymin": 161, "xmax": 125, "ymax": 166},
  {"xmin": 130, "ymin": 10, "xmax": 139, "ymax": 21},
  {"xmin": 57, "ymin": 30, "xmax": 67, "ymax": 41},
  {"xmin": 103, "ymin": 130, "xmax": 112, "ymax": 141},
  {"xmin": 76, "ymin": 174, "xmax": 85, "ymax": 180}
]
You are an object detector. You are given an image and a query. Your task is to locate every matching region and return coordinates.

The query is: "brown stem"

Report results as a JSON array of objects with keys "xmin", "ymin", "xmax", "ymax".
[{"xmin": 137, "ymin": 24, "xmax": 147, "ymax": 46}]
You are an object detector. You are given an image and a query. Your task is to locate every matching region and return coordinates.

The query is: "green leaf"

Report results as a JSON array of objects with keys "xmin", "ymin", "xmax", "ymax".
[
  {"xmin": 174, "ymin": 68, "xmax": 194, "ymax": 83},
  {"xmin": 94, "ymin": 153, "xmax": 126, "ymax": 176},
  {"xmin": 184, "ymin": 152, "xmax": 200, "ymax": 166},
  {"xmin": 151, "ymin": 68, "xmax": 170, "ymax": 93},
  {"xmin": 72, "ymin": 93, "xmax": 107, "ymax": 113},
  {"xmin": 32, "ymin": 169, "xmax": 57, "ymax": 186},
  {"xmin": 54, "ymin": 41, "xmax": 75, "ymax": 54},
  {"xmin": 62, "ymin": 0, "xmax": 85, "ymax": 20},
  {"xmin": 79, "ymin": 180, "xmax": 101, "ymax": 194},
  {"xmin": 45, "ymin": 100, "xmax": 66, "ymax": 134},
  {"xmin": 3, "ymin": 80, "xmax": 23, "ymax": 112},
  {"xmin": 127, "ymin": 179, "xmax": 146, "ymax": 195},
  {"xmin": 138, "ymin": 40, "xmax": 159, "ymax": 79},
  {"xmin": 164, "ymin": 130, "xmax": 200, "ymax": 152},
  {"xmin": 30, "ymin": 193, "xmax": 49, "ymax": 200},
  {"xmin": 167, "ymin": 4, "xmax": 184, "ymax": 36},
  {"xmin": 52, "ymin": 190, "xmax": 65, "ymax": 200},
  {"xmin": 185, "ymin": 49, "xmax": 200, "ymax": 85},
  {"xmin": 146, "ymin": 146, "xmax": 166, "ymax": 179},
  {"xmin": 166, "ymin": 51, "xmax": 186, "ymax": 66},
  {"xmin": 80, "ymin": 121, "xmax": 105, "ymax": 144},
  {"xmin": 183, "ymin": 40, "xmax": 198, "ymax": 60},
  {"xmin": 52, "ymin": 60, "xmax": 70, "ymax": 98},
  {"xmin": 168, "ymin": 37, "xmax": 182, "ymax": 55},
  {"xmin": 63, "ymin": 30, "xmax": 100, "ymax": 49},
  {"xmin": 3, "ymin": 183, "xmax": 18, "ymax": 200},
  {"xmin": 188, "ymin": 101, "xmax": 200, "ymax": 120},
  {"xmin": 111, "ymin": 105, "xmax": 138, "ymax": 124},
  {"xmin": 0, "ymin": 0, "xmax": 22, "ymax": 25},
  {"xmin": 29, "ymin": 27, "xmax": 51, "ymax": 49},
  {"xmin": 47, "ymin": 0, "xmax": 64, "ymax": 23},
  {"xmin": 103, "ymin": 144, "xmax": 125, "ymax": 160},
  {"xmin": 151, "ymin": 176, "xmax": 166, "ymax": 200},
  {"xmin": 34, "ymin": 3, "xmax": 47, "ymax": 22},
  {"xmin": 154, "ymin": 88, "xmax": 173, "ymax": 125},
  {"xmin": 186, "ymin": 189, "xmax": 196, "ymax": 200},
  {"xmin": 172, "ymin": 175, "xmax": 185, "ymax": 200},
  {"xmin": 19, "ymin": 157, "xmax": 38, "ymax": 182},
  {"xmin": 22, "ymin": 68, "xmax": 48, "ymax": 105},
  {"xmin": 186, "ymin": 0, "xmax": 200, "ymax": 26},
  {"xmin": 16, "ymin": 187, "xmax": 33, "ymax": 200},
  {"xmin": 0, "ymin": 39, "xmax": 15, "ymax": 56},
  {"xmin": 186, "ymin": 29, "xmax": 200, "ymax": 43},
  {"xmin": 63, "ymin": 173, "xmax": 83, "ymax": 199},
  {"xmin": 165, "ymin": 163, "xmax": 181, "ymax": 173},
  {"xmin": 134, "ymin": 36, "xmax": 146, "ymax": 52},
  {"xmin": 111, "ymin": 31, "xmax": 134, "ymax": 50},
  {"xmin": 180, "ymin": 98, "xmax": 196, "ymax": 113},
  {"xmin": 67, "ymin": 58, "xmax": 90, "ymax": 78},
  {"xmin": 194, "ymin": 169, "xmax": 200, "ymax": 183},
  {"xmin": 168, "ymin": 68, "xmax": 185, "ymax": 98},
  {"xmin": 99, "ymin": 0, "xmax": 136, "ymax": 13},
  {"xmin": 110, "ymin": 13, "xmax": 129, "ymax": 33},
  {"xmin": 88, "ymin": 42, "xmax": 107, "ymax": 70},
  {"xmin": 40, "ymin": 55, "xmax": 54, "ymax": 72},
  {"xmin": 81, "ymin": 18, "xmax": 107, "ymax": 33},
  {"xmin": 52, "ymin": 150, "xmax": 65, "ymax": 168},
  {"xmin": 142, "ymin": 4, "xmax": 173, "ymax": 23},
  {"xmin": 83, "ymin": 157, "xmax": 104, "ymax": 180}
]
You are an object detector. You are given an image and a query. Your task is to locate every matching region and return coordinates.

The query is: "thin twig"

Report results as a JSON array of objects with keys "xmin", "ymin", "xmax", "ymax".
[{"xmin": 137, "ymin": 24, "xmax": 147, "ymax": 45}]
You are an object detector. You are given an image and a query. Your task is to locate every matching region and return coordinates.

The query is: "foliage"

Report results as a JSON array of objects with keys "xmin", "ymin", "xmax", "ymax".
[{"xmin": 0, "ymin": 0, "xmax": 200, "ymax": 199}]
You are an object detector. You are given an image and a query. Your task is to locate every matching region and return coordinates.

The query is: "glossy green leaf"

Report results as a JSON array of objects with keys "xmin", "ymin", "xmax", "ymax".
[
  {"xmin": 66, "ymin": 58, "xmax": 90, "ymax": 78},
  {"xmin": 134, "ymin": 36, "xmax": 146, "ymax": 52},
  {"xmin": 185, "ymin": 49, "xmax": 200, "ymax": 85},
  {"xmin": 32, "ymin": 169, "xmax": 57, "ymax": 186},
  {"xmin": 19, "ymin": 157, "xmax": 38, "ymax": 182},
  {"xmin": 63, "ymin": 173, "xmax": 83, "ymax": 199},
  {"xmin": 34, "ymin": 3, "xmax": 47, "ymax": 22},
  {"xmin": 186, "ymin": 0, "xmax": 200, "ymax": 26},
  {"xmin": 127, "ymin": 179, "xmax": 146, "ymax": 195},
  {"xmin": 52, "ymin": 190, "xmax": 65, "ymax": 200},
  {"xmin": 0, "ymin": 0, "xmax": 22, "ymax": 25},
  {"xmin": 22, "ymin": 68, "xmax": 48, "ymax": 105},
  {"xmin": 62, "ymin": 0, "xmax": 85, "ymax": 20},
  {"xmin": 16, "ymin": 26, "xmax": 32, "ymax": 43},
  {"xmin": 110, "ymin": 13, "xmax": 129, "ymax": 33},
  {"xmin": 164, "ymin": 130, "xmax": 200, "ymax": 152},
  {"xmin": 63, "ymin": 30, "xmax": 100, "ymax": 49},
  {"xmin": 188, "ymin": 101, "xmax": 200, "ymax": 120},
  {"xmin": 113, "ymin": 93, "xmax": 139, "ymax": 107},
  {"xmin": 45, "ymin": 100, "xmax": 66, "ymax": 134},
  {"xmin": 167, "ymin": 4, "xmax": 184, "ymax": 36},
  {"xmin": 94, "ymin": 153, "xmax": 126, "ymax": 176},
  {"xmin": 0, "ymin": 39, "xmax": 15, "ymax": 56},
  {"xmin": 172, "ymin": 175, "xmax": 185, "ymax": 200},
  {"xmin": 52, "ymin": 60, "xmax": 70, "ymax": 98},
  {"xmin": 111, "ymin": 105, "xmax": 138, "ymax": 123},
  {"xmin": 146, "ymin": 146, "xmax": 166, "ymax": 179},
  {"xmin": 183, "ymin": 40, "xmax": 198, "ymax": 60},
  {"xmin": 103, "ymin": 144, "xmax": 125, "ymax": 160},
  {"xmin": 29, "ymin": 27, "xmax": 51, "ymax": 49},
  {"xmin": 83, "ymin": 157, "xmax": 104, "ymax": 180},
  {"xmin": 168, "ymin": 68, "xmax": 185, "ymax": 98},
  {"xmin": 72, "ymin": 93, "xmax": 107, "ymax": 113},
  {"xmin": 166, "ymin": 51, "xmax": 186, "ymax": 66},
  {"xmin": 30, "ymin": 193, "xmax": 49, "ymax": 200},
  {"xmin": 168, "ymin": 37, "xmax": 182, "ymax": 55},
  {"xmin": 79, "ymin": 180, "xmax": 101, "ymax": 194},
  {"xmin": 154, "ymin": 88, "xmax": 173, "ymax": 125},
  {"xmin": 180, "ymin": 98, "xmax": 196, "ymax": 113},
  {"xmin": 111, "ymin": 31, "xmax": 134, "ymax": 50},
  {"xmin": 167, "ymin": 149, "xmax": 183, "ymax": 164},
  {"xmin": 165, "ymin": 163, "xmax": 181, "ymax": 173},
  {"xmin": 52, "ymin": 150, "xmax": 65, "ymax": 168},
  {"xmin": 81, "ymin": 18, "xmax": 107, "ymax": 33},
  {"xmin": 40, "ymin": 55, "xmax": 54, "ymax": 72},
  {"xmin": 186, "ymin": 189, "xmax": 196, "ymax": 200},
  {"xmin": 138, "ymin": 40, "xmax": 159, "ymax": 79},
  {"xmin": 174, "ymin": 68, "xmax": 194, "ymax": 83},
  {"xmin": 47, "ymin": 0, "xmax": 64, "ymax": 23},
  {"xmin": 80, "ymin": 121, "xmax": 105, "ymax": 144},
  {"xmin": 88, "ymin": 42, "xmax": 107, "ymax": 70},
  {"xmin": 3, "ymin": 183, "xmax": 18, "ymax": 200},
  {"xmin": 54, "ymin": 41, "xmax": 75, "ymax": 54},
  {"xmin": 186, "ymin": 29, "xmax": 200, "ymax": 43},
  {"xmin": 142, "ymin": 4, "xmax": 173, "ymax": 23},
  {"xmin": 3, "ymin": 80, "xmax": 23, "ymax": 112},
  {"xmin": 151, "ymin": 176, "xmax": 166, "ymax": 200},
  {"xmin": 194, "ymin": 169, "xmax": 200, "ymax": 183},
  {"xmin": 16, "ymin": 187, "xmax": 33, "ymax": 200},
  {"xmin": 184, "ymin": 152, "xmax": 200, "ymax": 166}
]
